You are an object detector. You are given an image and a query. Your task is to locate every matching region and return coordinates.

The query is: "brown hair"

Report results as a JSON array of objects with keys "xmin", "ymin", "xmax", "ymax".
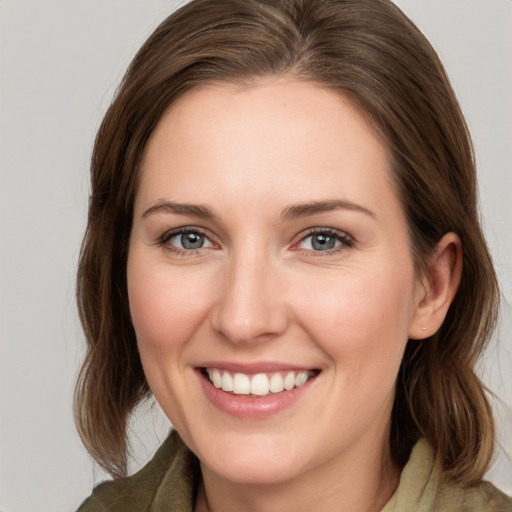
[{"xmin": 75, "ymin": 0, "xmax": 499, "ymax": 483}]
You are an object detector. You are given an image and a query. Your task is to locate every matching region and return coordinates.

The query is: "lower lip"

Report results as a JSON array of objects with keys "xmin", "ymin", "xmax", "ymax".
[{"xmin": 197, "ymin": 370, "xmax": 315, "ymax": 419}]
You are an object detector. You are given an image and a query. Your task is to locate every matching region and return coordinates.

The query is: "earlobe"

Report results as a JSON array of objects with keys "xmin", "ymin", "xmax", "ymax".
[{"xmin": 409, "ymin": 232, "xmax": 462, "ymax": 340}]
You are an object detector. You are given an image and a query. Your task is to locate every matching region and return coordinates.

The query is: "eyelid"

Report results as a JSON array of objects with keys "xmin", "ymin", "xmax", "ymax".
[
  {"xmin": 156, "ymin": 225, "xmax": 353, "ymax": 255},
  {"xmin": 291, "ymin": 227, "xmax": 354, "ymax": 253},
  {"xmin": 159, "ymin": 226, "xmax": 220, "ymax": 253},
  {"xmin": 161, "ymin": 225, "xmax": 207, "ymax": 242}
]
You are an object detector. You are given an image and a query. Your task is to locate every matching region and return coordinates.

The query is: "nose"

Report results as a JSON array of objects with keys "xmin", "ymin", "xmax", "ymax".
[{"xmin": 210, "ymin": 250, "xmax": 289, "ymax": 344}]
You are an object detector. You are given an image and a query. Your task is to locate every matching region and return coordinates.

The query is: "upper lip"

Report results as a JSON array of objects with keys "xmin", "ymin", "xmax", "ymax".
[{"xmin": 197, "ymin": 361, "xmax": 317, "ymax": 374}]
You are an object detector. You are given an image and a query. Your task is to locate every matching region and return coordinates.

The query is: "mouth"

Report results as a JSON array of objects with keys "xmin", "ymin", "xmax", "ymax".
[{"xmin": 201, "ymin": 368, "xmax": 320, "ymax": 397}]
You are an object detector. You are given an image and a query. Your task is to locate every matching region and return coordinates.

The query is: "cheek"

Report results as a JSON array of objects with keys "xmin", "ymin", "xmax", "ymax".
[
  {"xmin": 294, "ymin": 263, "xmax": 416, "ymax": 372},
  {"xmin": 127, "ymin": 255, "xmax": 212, "ymax": 358}
]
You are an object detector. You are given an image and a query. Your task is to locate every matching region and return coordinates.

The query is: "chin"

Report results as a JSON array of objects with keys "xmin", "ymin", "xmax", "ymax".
[
  {"xmin": 192, "ymin": 430, "xmax": 310, "ymax": 485},
  {"xmin": 206, "ymin": 453, "xmax": 303, "ymax": 485}
]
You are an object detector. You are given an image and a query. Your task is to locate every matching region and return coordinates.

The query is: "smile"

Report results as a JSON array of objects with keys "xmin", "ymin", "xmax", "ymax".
[{"xmin": 204, "ymin": 368, "xmax": 317, "ymax": 397}]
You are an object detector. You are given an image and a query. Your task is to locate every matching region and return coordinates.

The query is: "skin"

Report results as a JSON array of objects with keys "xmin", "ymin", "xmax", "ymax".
[{"xmin": 127, "ymin": 78, "xmax": 461, "ymax": 512}]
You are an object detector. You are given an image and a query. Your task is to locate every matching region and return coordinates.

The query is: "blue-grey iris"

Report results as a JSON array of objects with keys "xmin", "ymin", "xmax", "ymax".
[
  {"xmin": 312, "ymin": 233, "xmax": 336, "ymax": 251},
  {"xmin": 181, "ymin": 232, "xmax": 204, "ymax": 249}
]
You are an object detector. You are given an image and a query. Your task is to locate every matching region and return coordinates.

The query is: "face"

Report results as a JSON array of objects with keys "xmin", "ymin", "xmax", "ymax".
[{"xmin": 127, "ymin": 79, "xmax": 425, "ymax": 486}]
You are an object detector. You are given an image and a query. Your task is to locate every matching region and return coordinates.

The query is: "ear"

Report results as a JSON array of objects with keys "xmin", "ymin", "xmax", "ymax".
[{"xmin": 409, "ymin": 232, "xmax": 462, "ymax": 340}]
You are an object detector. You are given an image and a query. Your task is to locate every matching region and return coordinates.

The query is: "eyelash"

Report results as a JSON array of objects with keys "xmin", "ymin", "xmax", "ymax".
[
  {"xmin": 158, "ymin": 227, "xmax": 216, "ymax": 256},
  {"xmin": 293, "ymin": 228, "xmax": 354, "ymax": 256},
  {"xmin": 158, "ymin": 227, "xmax": 354, "ymax": 256}
]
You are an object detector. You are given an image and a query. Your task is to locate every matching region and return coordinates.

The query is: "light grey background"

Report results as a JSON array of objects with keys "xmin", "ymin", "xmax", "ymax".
[{"xmin": 0, "ymin": 1, "xmax": 511, "ymax": 510}]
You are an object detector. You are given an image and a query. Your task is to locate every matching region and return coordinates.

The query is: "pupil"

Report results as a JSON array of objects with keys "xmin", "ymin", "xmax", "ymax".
[
  {"xmin": 181, "ymin": 232, "xmax": 203, "ymax": 249},
  {"xmin": 312, "ymin": 234, "xmax": 335, "ymax": 251}
]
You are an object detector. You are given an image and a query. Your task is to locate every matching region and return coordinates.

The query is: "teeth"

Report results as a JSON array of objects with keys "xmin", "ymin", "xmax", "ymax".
[
  {"xmin": 233, "ymin": 373, "xmax": 251, "ymax": 395},
  {"xmin": 211, "ymin": 369, "xmax": 222, "ymax": 388},
  {"xmin": 295, "ymin": 371, "xmax": 309, "ymax": 387},
  {"xmin": 284, "ymin": 372, "xmax": 295, "ymax": 391},
  {"xmin": 206, "ymin": 368, "xmax": 314, "ymax": 397},
  {"xmin": 250, "ymin": 373, "xmax": 269, "ymax": 396},
  {"xmin": 221, "ymin": 371, "xmax": 233, "ymax": 392},
  {"xmin": 269, "ymin": 373, "xmax": 284, "ymax": 393}
]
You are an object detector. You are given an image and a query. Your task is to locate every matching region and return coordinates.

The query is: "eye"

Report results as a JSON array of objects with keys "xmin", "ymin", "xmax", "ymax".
[
  {"xmin": 162, "ymin": 228, "xmax": 214, "ymax": 251},
  {"xmin": 296, "ymin": 229, "xmax": 353, "ymax": 253}
]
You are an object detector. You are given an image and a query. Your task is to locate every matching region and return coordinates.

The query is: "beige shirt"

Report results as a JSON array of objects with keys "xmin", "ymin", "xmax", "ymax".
[{"xmin": 77, "ymin": 430, "xmax": 512, "ymax": 511}]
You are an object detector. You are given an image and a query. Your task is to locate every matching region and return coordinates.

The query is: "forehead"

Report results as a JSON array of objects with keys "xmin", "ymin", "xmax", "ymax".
[{"xmin": 136, "ymin": 78, "xmax": 397, "ymax": 218}]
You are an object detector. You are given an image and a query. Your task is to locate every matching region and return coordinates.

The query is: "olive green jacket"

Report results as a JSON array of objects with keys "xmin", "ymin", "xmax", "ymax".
[{"xmin": 77, "ymin": 430, "xmax": 512, "ymax": 511}]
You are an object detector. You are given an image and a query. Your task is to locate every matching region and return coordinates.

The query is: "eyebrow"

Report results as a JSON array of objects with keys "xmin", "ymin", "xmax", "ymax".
[
  {"xmin": 280, "ymin": 200, "xmax": 376, "ymax": 221},
  {"xmin": 141, "ymin": 199, "xmax": 376, "ymax": 222},
  {"xmin": 142, "ymin": 201, "xmax": 216, "ymax": 220}
]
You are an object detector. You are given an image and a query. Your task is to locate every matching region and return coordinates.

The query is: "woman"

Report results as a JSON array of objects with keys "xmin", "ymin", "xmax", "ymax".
[{"xmin": 75, "ymin": 0, "xmax": 511, "ymax": 510}]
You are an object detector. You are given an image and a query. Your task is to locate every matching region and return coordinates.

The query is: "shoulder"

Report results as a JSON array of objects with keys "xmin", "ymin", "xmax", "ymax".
[
  {"xmin": 476, "ymin": 481, "xmax": 512, "ymax": 511},
  {"xmin": 436, "ymin": 479, "xmax": 512, "ymax": 512},
  {"xmin": 76, "ymin": 430, "xmax": 199, "ymax": 512},
  {"xmin": 384, "ymin": 439, "xmax": 512, "ymax": 512}
]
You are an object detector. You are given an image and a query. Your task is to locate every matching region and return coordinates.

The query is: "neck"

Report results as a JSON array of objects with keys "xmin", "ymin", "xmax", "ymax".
[{"xmin": 194, "ymin": 437, "xmax": 400, "ymax": 512}]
